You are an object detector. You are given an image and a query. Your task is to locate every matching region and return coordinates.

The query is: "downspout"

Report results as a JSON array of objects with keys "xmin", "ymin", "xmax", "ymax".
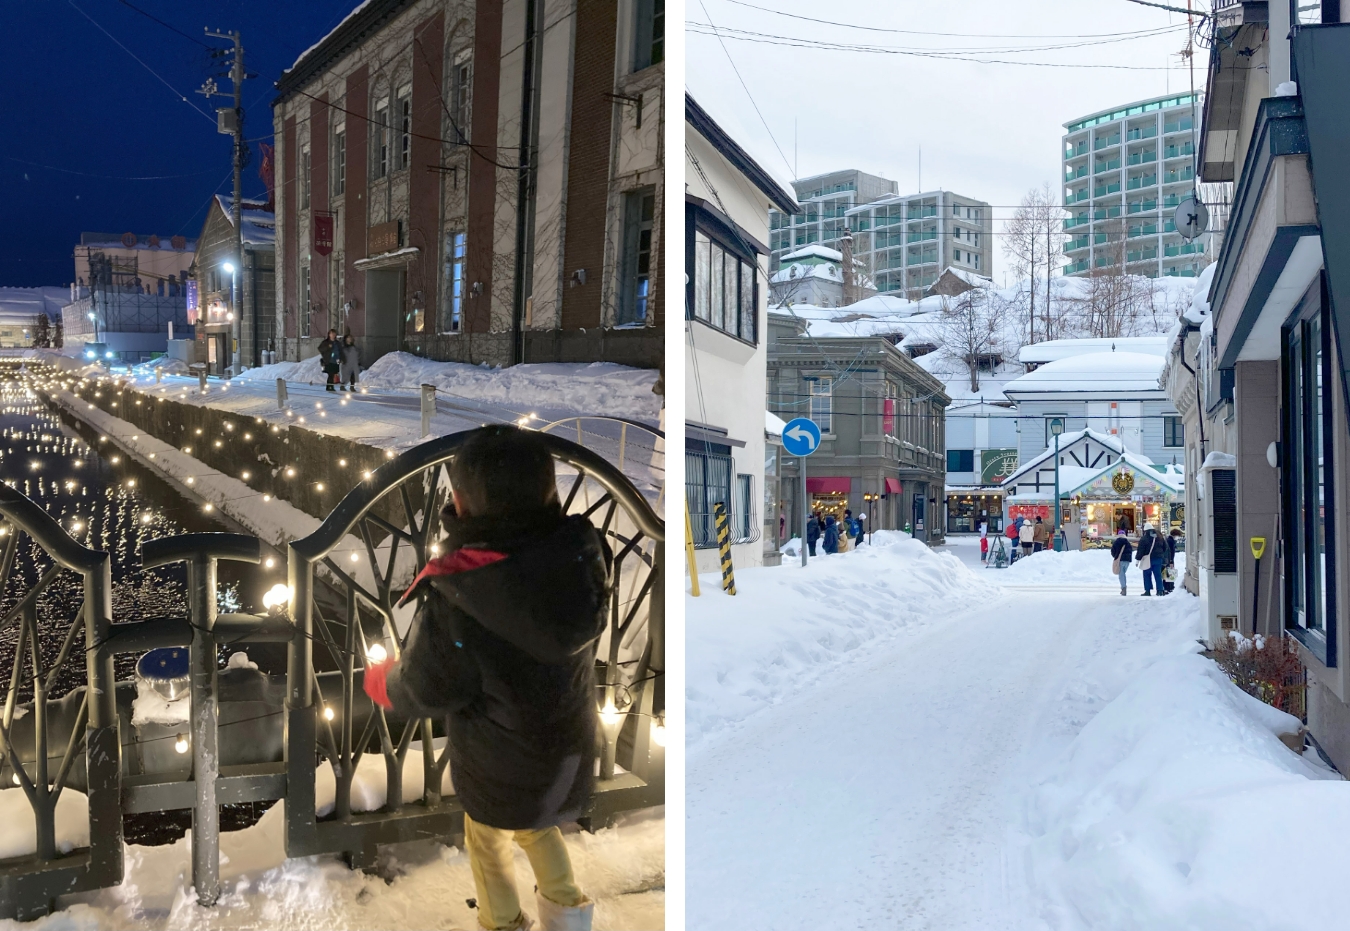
[
  {"xmin": 1174, "ymin": 322, "xmax": 1207, "ymax": 462},
  {"xmin": 511, "ymin": 0, "xmax": 543, "ymax": 366}
]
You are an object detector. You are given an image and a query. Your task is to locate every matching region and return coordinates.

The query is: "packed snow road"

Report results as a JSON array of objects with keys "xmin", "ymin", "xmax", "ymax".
[{"xmin": 686, "ymin": 536, "xmax": 1204, "ymax": 930}]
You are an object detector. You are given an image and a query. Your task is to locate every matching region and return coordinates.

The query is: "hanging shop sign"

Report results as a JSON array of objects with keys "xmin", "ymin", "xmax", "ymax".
[
  {"xmin": 314, "ymin": 215, "xmax": 334, "ymax": 256},
  {"xmin": 1111, "ymin": 467, "xmax": 1136, "ymax": 495},
  {"xmin": 186, "ymin": 279, "xmax": 199, "ymax": 324},
  {"xmin": 367, "ymin": 221, "xmax": 399, "ymax": 255},
  {"xmin": 980, "ymin": 448, "xmax": 1019, "ymax": 484}
]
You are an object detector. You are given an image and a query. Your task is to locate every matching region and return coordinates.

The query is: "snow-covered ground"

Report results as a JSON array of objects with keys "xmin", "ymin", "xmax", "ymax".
[
  {"xmin": 0, "ymin": 803, "xmax": 663, "ymax": 930},
  {"xmin": 687, "ymin": 538, "xmax": 1345, "ymax": 930}
]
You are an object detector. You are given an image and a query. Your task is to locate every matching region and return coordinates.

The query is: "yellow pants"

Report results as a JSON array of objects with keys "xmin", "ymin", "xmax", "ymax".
[{"xmin": 464, "ymin": 812, "xmax": 586, "ymax": 930}]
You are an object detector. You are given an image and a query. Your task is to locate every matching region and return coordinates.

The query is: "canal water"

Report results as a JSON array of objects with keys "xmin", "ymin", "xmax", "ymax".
[{"xmin": 0, "ymin": 370, "xmax": 284, "ymax": 842}]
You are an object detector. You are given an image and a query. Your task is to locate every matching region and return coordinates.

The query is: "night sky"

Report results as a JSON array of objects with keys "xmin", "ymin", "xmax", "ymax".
[{"xmin": 0, "ymin": 0, "xmax": 361, "ymax": 287}]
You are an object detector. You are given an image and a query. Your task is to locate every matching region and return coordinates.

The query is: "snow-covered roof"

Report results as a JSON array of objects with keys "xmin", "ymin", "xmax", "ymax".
[
  {"xmin": 214, "ymin": 195, "xmax": 276, "ymax": 247},
  {"xmin": 771, "ymin": 262, "xmax": 842, "ymax": 284},
  {"xmin": 1061, "ymin": 451, "xmax": 1184, "ymax": 496},
  {"xmin": 1018, "ymin": 337, "xmax": 1169, "ymax": 364},
  {"xmin": 766, "ymin": 410, "xmax": 787, "ymax": 435},
  {"xmin": 287, "ymin": 0, "xmax": 376, "ymax": 73},
  {"xmin": 1182, "ymin": 262, "xmax": 1217, "ymax": 325},
  {"xmin": 1002, "ymin": 351, "xmax": 1167, "ymax": 397},
  {"xmin": 781, "ymin": 244, "xmax": 842, "ymax": 263},
  {"xmin": 1000, "ymin": 427, "xmax": 1129, "ymax": 488},
  {"xmin": 929, "ymin": 266, "xmax": 995, "ymax": 292}
]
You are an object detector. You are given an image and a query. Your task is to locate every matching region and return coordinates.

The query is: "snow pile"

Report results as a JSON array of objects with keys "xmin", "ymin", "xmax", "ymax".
[
  {"xmin": 1005, "ymin": 545, "xmax": 1187, "ymax": 585},
  {"xmin": 686, "ymin": 531, "xmax": 997, "ymax": 746},
  {"xmin": 314, "ymin": 745, "xmax": 455, "ymax": 817},
  {"xmin": 1029, "ymin": 651, "xmax": 1348, "ymax": 931},
  {"xmin": 0, "ymin": 788, "xmax": 89, "ymax": 859},
  {"xmin": 235, "ymin": 352, "xmax": 660, "ymax": 422},
  {"xmin": 9, "ymin": 801, "xmax": 663, "ymax": 930},
  {"xmin": 130, "ymin": 688, "xmax": 189, "ymax": 727}
]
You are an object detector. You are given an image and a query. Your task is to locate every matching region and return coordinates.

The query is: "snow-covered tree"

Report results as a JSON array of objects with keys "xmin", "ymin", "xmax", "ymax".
[{"xmin": 935, "ymin": 287, "xmax": 1012, "ymax": 393}]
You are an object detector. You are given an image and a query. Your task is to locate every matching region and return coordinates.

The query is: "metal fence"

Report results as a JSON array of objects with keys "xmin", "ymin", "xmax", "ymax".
[{"xmin": 0, "ymin": 427, "xmax": 664, "ymax": 919}]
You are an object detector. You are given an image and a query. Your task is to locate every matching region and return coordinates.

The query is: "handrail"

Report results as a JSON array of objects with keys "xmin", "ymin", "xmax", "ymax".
[
  {"xmin": 291, "ymin": 428, "xmax": 664, "ymax": 564},
  {"xmin": 0, "ymin": 484, "xmax": 107, "ymax": 574},
  {"xmin": 142, "ymin": 532, "xmax": 262, "ymax": 569}
]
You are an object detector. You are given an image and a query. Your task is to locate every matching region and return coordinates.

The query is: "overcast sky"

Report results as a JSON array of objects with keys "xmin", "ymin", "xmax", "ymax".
[{"xmin": 687, "ymin": 0, "xmax": 1208, "ymax": 278}]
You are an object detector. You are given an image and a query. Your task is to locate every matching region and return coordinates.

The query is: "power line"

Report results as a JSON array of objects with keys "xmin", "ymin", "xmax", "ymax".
[{"xmin": 116, "ymin": 0, "xmax": 212, "ymax": 48}]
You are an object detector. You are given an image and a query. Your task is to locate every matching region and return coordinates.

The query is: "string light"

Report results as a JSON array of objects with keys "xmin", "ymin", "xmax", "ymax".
[
  {"xmin": 338, "ymin": 459, "xmax": 347, "ymax": 467},
  {"xmin": 262, "ymin": 494, "xmax": 271, "ymax": 502},
  {"xmin": 651, "ymin": 714, "xmax": 667, "ymax": 748},
  {"xmin": 599, "ymin": 700, "xmax": 622, "ymax": 728},
  {"xmin": 174, "ymin": 735, "xmax": 189, "ymax": 754},
  {"xmin": 366, "ymin": 643, "xmax": 387, "ymax": 664},
  {"xmin": 285, "ymin": 468, "xmax": 296, "ymax": 477},
  {"xmin": 350, "ymin": 552, "xmax": 360, "ymax": 563},
  {"xmin": 264, "ymin": 556, "xmax": 275, "ymax": 569},
  {"xmin": 186, "ymin": 477, "xmax": 195, "ymax": 485},
  {"xmin": 241, "ymin": 471, "xmax": 251, "ymax": 480},
  {"xmin": 262, "ymin": 583, "xmax": 292, "ymax": 610},
  {"xmin": 323, "ymin": 706, "xmax": 335, "ymax": 721},
  {"xmin": 203, "ymin": 503, "xmax": 213, "ymax": 512}
]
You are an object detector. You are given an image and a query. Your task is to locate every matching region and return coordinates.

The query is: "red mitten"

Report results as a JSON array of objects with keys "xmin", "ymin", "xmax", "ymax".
[{"xmin": 363, "ymin": 661, "xmax": 393, "ymax": 710}]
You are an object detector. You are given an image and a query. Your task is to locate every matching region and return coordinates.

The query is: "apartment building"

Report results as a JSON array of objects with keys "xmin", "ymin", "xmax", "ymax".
[
  {"xmin": 1061, "ymin": 93, "xmax": 1207, "ymax": 279},
  {"xmin": 768, "ymin": 170, "xmax": 993, "ymax": 302}
]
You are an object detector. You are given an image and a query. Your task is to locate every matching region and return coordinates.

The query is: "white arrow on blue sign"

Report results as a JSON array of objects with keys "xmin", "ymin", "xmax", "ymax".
[{"xmin": 781, "ymin": 417, "xmax": 822, "ymax": 457}]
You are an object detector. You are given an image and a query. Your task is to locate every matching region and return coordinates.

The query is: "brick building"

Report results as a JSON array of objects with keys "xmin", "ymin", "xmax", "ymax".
[{"xmin": 271, "ymin": 0, "xmax": 664, "ymax": 370}]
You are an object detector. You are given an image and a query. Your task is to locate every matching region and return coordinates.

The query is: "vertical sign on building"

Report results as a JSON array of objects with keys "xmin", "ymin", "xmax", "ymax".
[
  {"xmin": 186, "ymin": 279, "xmax": 199, "ymax": 325},
  {"xmin": 314, "ymin": 215, "xmax": 334, "ymax": 256},
  {"xmin": 883, "ymin": 397, "xmax": 895, "ymax": 435}
]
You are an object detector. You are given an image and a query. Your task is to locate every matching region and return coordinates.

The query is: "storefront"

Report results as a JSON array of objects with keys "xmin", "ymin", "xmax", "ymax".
[
  {"xmin": 1068, "ymin": 459, "xmax": 1182, "ymax": 546},
  {"xmin": 806, "ymin": 476, "xmax": 851, "ymax": 520},
  {"xmin": 945, "ymin": 491, "xmax": 1004, "ymax": 533}
]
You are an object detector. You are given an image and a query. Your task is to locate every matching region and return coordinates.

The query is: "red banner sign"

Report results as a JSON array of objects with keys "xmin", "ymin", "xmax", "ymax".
[
  {"xmin": 883, "ymin": 397, "xmax": 895, "ymax": 434},
  {"xmin": 314, "ymin": 215, "xmax": 334, "ymax": 256}
]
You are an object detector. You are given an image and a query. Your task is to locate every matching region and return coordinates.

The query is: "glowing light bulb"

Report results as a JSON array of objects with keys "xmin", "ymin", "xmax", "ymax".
[
  {"xmin": 214, "ymin": 440, "xmax": 222, "ymax": 448},
  {"xmin": 264, "ymin": 556, "xmax": 275, "ymax": 569},
  {"xmin": 241, "ymin": 471, "xmax": 250, "ymax": 480},
  {"xmin": 285, "ymin": 468, "xmax": 295, "ymax": 477},
  {"xmin": 71, "ymin": 522, "xmax": 83, "ymax": 533},
  {"xmin": 261, "ymin": 583, "xmax": 292, "ymax": 611},
  {"xmin": 186, "ymin": 477, "xmax": 195, "ymax": 485},
  {"xmin": 110, "ymin": 456, "xmax": 119, "ymax": 464},
  {"xmin": 366, "ymin": 643, "xmax": 387, "ymax": 665},
  {"xmin": 203, "ymin": 503, "xmax": 213, "ymax": 512},
  {"xmin": 323, "ymin": 706, "xmax": 335, "ymax": 721},
  {"xmin": 125, "ymin": 480, "xmax": 135, "ymax": 488},
  {"xmin": 141, "ymin": 512, "xmax": 152, "ymax": 524},
  {"xmin": 338, "ymin": 459, "xmax": 347, "ymax": 467},
  {"xmin": 651, "ymin": 716, "xmax": 667, "ymax": 748},
  {"xmin": 262, "ymin": 494, "xmax": 271, "ymax": 502},
  {"xmin": 362, "ymin": 471, "xmax": 372, "ymax": 480},
  {"xmin": 350, "ymin": 552, "xmax": 360, "ymax": 563},
  {"xmin": 316, "ymin": 483, "xmax": 324, "ymax": 491},
  {"xmin": 184, "ymin": 447, "xmax": 191, "ymax": 453},
  {"xmin": 599, "ymin": 700, "xmax": 622, "ymax": 728},
  {"xmin": 174, "ymin": 735, "xmax": 188, "ymax": 754}
]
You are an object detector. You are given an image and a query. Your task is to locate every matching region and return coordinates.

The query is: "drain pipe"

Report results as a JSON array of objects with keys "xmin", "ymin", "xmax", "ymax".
[{"xmin": 510, "ymin": 0, "xmax": 543, "ymax": 366}]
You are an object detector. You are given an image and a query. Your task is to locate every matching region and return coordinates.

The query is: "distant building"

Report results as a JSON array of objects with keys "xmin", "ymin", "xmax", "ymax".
[
  {"xmin": 272, "ymin": 0, "xmax": 664, "ymax": 370},
  {"xmin": 769, "ymin": 243, "xmax": 876, "ymax": 308},
  {"xmin": 769, "ymin": 170, "xmax": 993, "ymax": 300},
  {"xmin": 1061, "ymin": 93, "xmax": 1207, "ymax": 279},
  {"xmin": 0, "ymin": 287, "xmax": 68, "ymax": 348},
  {"xmin": 189, "ymin": 195, "xmax": 277, "ymax": 375},
  {"xmin": 943, "ymin": 400, "xmax": 1019, "ymax": 534},
  {"xmin": 686, "ymin": 93, "xmax": 798, "ymax": 571},
  {"xmin": 61, "ymin": 232, "xmax": 196, "ymax": 362}
]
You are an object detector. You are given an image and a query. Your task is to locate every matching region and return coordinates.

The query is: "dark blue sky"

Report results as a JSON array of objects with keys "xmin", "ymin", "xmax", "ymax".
[{"xmin": 0, "ymin": 0, "xmax": 359, "ymax": 287}]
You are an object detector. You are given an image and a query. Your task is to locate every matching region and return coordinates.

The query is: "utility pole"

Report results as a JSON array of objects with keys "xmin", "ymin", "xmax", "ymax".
[{"xmin": 199, "ymin": 29, "xmax": 247, "ymax": 374}]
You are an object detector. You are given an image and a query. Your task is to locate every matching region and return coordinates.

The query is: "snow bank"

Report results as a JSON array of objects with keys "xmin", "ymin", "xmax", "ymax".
[
  {"xmin": 0, "ymin": 788, "xmax": 89, "ymax": 859},
  {"xmin": 687, "ymin": 531, "xmax": 997, "ymax": 747},
  {"xmin": 1029, "ymin": 652, "xmax": 1347, "ymax": 931},
  {"xmin": 313, "ymin": 744, "xmax": 455, "ymax": 817},
  {"xmin": 1005, "ymin": 547, "xmax": 1119, "ymax": 584},
  {"xmin": 235, "ymin": 352, "xmax": 660, "ymax": 421}
]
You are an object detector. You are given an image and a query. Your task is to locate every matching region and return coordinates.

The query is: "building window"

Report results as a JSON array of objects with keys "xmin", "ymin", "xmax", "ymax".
[
  {"xmin": 1163, "ymin": 415, "xmax": 1184, "ymax": 447},
  {"xmin": 1284, "ymin": 293, "xmax": 1336, "ymax": 663},
  {"xmin": 689, "ymin": 218, "xmax": 758, "ymax": 343},
  {"xmin": 373, "ymin": 99, "xmax": 389, "ymax": 178},
  {"xmin": 300, "ymin": 265, "xmax": 311, "ymax": 338},
  {"xmin": 443, "ymin": 232, "xmax": 465, "ymax": 333},
  {"xmin": 451, "ymin": 53, "xmax": 471, "ymax": 143},
  {"xmin": 397, "ymin": 84, "xmax": 412, "ymax": 170},
  {"xmin": 736, "ymin": 473, "xmax": 754, "ymax": 541},
  {"xmin": 809, "ymin": 377, "xmax": 832, "ymax": 433},
  {"xmin": 947, "ymin": 449, "xmax": 974, "ymax": 472},
  {"xmin": 619, "ymin": 188, "xmax": 655, "ymax": 326},
  {"xmin": 686, "ymin": 441, "xmax": 732, "ymax": 548},
  {"xmin": 300, "ymin": 145, "xmax": 311, "ymax": 208},
  {"xmin": 633, "ymin": 0, "xmax": 664, "ymax": 71},
  {"xmin": 333, "ymin": 126, "xmax": 346, "ymax": 195}
]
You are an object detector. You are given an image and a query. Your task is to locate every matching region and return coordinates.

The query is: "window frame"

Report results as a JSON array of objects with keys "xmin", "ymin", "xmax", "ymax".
[
  {"xmin": 632, "ymin": 0, "xmax": 665, "ymax": 72},
  {"xmin": 300, "ymin": 144, "xmax": 311, "ymax": 209},
  {"xmin": 1282, "ymin": 276, "xmax": 1337, "ymax": 665},
  {"xmin": 685, "ymin": 204, "xmax": 760, "ymax": 346},
  {"xmin": 1163, "ymin": 415, "xmax": 1184, "ymax": 447},
  {"xmin": 809, "ymin": 376, "xmax": 832, "ymax": 434},
  {"xmin": 373, "ymin": 97, "xmax": 390, "ymax": 179},
  {"xmin": 333, "ymin": 124, "xmax": 346, "ymax": 196},
  {"xmin": 300, "ymin": 264, "xmax": 312, "ymax": 338},
  {"xmin": 442, "ymin": 231, "xmax": 466, "ymax": 334},
  {"xmin": 618, "ymin": 188, "xmax": 656, "ymax": 326},
  {"xmin": 397, "ymin": 83, "xmax": 412, "ymax": 171}
]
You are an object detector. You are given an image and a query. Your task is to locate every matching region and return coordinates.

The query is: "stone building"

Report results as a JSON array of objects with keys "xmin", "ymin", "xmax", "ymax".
[
  {"xmin": 767, "ymin": 312, "xmax": 950, "ymax": 544},
  {"xmin": 271, "ymin": 0, "xmax": 664, "ymax": 370}
]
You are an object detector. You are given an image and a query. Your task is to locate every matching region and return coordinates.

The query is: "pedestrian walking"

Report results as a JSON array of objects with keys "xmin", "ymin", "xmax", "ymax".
[
  {"xmin": 846, "ymin": 509, "xmax": 864, "ymax": 548},
  {"xmin": 1032, "ymin": 516, "xmax": 1049, "ymax": 553},
  {"xmin": 806, "ymin": 512, "xmax": 821, "ymax": 557},
  {"xmin": 1165, "ymin": 528, "xmax": 1181, "ymax": 593},
  {"xmin": 317, "ymin": 329, "xmax": 341, "ymax": 391},
  {"xmin": 1018, "ymin": 518, "xmax": 1035, "ymax": 557},
  {"xmin": 979, "ymin": 521, "xmax": 989, "ymax": 563},
  {"xmin": 1005, "ymin": 521, "xmax": 1020, "ymax": 563},
  {"xmin": 363, "ymin": 426, "xmax": 605, "ymax": 931},
  {"xmin": 1135, "ymin": 522, "xmax": 1168, "ymax": 596},
  {"xmin": 1110, "ymin": 527, "xmax": 1133, "ymax": 595},
  {"xmin": 823, "ymin": 514, "xmax": 840, "ymax": 554},
  {"xmin": 338, "ymin": 333, "xmax": 361, "ymax": 391}
]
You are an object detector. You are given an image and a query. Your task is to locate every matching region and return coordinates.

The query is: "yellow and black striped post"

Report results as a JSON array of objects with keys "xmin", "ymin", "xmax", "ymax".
[{"xmin": 713, "ymin": 501, "xmax": 736, "ymax": 595}]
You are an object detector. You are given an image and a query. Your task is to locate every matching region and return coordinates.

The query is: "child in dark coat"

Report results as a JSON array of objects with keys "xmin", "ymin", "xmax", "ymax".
[{"xmin": 363, "ymin": 426, "xmax": 610, "ymax": 931}]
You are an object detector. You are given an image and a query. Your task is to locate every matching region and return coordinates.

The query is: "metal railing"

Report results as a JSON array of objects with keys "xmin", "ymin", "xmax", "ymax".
[{"xmin": 0, "ymin": 427, "xmax": 664, "ymax": 917}]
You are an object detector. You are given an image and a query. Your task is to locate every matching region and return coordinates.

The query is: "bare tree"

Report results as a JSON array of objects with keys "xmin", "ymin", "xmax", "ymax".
[
  {"xmin": 1002, "ymin": 184, "xmax": 1059, "ymax": 345},
  {"xmin": 936, "ymin": 287, "xmax": 1011, "ymax": 393}
]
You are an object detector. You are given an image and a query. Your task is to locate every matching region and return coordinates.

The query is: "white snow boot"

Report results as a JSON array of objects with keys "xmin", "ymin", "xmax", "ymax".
[{"xmin": 536, "ymin": 895, "xmax": 593, "ymax": 931}]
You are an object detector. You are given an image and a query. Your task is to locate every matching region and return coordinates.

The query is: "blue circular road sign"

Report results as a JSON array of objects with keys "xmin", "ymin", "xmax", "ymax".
[{"xmin": 781, "ymin": 417, "xmax": 822, "ymax": 457}]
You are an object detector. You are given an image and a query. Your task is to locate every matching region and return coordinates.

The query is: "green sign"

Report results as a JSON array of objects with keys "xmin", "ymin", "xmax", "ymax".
[{"xmin": 980, "ymin": 448, "xmax": 1019, "ymax": 484}]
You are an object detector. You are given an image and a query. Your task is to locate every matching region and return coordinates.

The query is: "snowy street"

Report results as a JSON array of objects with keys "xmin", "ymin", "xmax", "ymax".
[{"xmin": 686, "ymin": 537, "xmax": 1347, "ymax": 931}]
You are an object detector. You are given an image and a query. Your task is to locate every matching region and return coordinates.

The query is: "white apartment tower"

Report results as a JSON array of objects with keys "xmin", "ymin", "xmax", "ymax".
[
  {"xmin": 1061, "ymin": 93, "xmax": 1207, "ymax": 279},
  {"xmin": 769, "ymin": 169, "xmax": 993, "ymax": 301}
]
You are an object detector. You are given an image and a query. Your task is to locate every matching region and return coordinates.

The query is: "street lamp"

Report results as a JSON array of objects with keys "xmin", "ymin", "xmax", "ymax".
[
  {"xmin": 863, "ymin": 492, "xmax": 879, "ymax": 544},
  {"xmin": 1051, "ymin": 418, "xmax": 1064, "ymax": 551}
]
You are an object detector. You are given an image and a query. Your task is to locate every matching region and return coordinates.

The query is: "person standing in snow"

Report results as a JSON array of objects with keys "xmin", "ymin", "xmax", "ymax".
[
  {"xmin": 338, "ymin": 332, "xmax": 361, "ymax": 391},
  {"xmin": 363, "ymin": 426, "xmax": 606, "ymax": 931},
  {"xmin": 855, "ymin": 512, "xmax": 867, "ymax": 547},
  {"xmin": 806, "ymin": 512, "xmax": 821, "ymax": 556},
  {"xmin": 979, "ymin": 521, "xmax": 989, "ymax": 563},
  {"xmin": 1110, "ymin": 527, "xmax": 1133, "ymax": 595},
  {"xmin": 1018, "ymin": 518, "xmax": 1035, "ymax": 557},
  {"xmin": 1031, "ymin": 516, "xmax": 1049, "ymax": 553},
  {"xmin": 823, "ymin": 514, "xmax": 840, "ymax": 554},
  {"xmin": 1165, "ymin": 528, "xmax": 1181, "ymax": 593},
  {"xmin": 317, "ymin": 329, "xmax": 341, "ymax": 391},
  {"xmin": 1005, "ymin": 521, "xmax": 1020, "ymax": 563},
  {"xmin": 1135, "ymin": 522, "xmax": 1168, "ymax": 596}
]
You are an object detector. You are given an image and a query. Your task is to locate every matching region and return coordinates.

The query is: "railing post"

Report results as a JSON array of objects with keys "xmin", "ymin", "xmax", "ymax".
[
  {"xmin": 420, "ymin": 384, "xmax": 435, "ymax": 437},
  {"xmin": 25, "ymin": 603, "xmax": 54, "ymax": 862},
  {"xmin": 187, "ymin": 554, "xmax": 220, "ymax": 907},
  {"xmin": 285, "ymin": 545, "xmax": 316, "ymax": 854},
  {"xmin": 83, "ymin": 553, "xmax": 123, "ymax": 887}
]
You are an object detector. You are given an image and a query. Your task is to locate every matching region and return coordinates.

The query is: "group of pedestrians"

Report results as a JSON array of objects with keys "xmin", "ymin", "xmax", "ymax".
[
  {"xmin": 316, "ymin": 328, "xmax": 362, "ymax": 391},
  {"xmin": 804, "ymin": 509, "xmax": 865, "ymax": 556},
  {"xmin": 985, "ymin": 515, "xmax": 1051, "ymax": 563},
  {"xmin": 1110, "ymin": 522, "xmax": 1180, "ymax": 596}
]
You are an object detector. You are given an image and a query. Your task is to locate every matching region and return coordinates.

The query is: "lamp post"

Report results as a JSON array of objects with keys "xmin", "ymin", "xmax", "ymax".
[
  {"xmin": 863, "ymin": 492, "xmax": 878, "ymax": 544},
  {"xmin": 1051, "ymin": 419, "xmax": 1064, "ymax": 551}
]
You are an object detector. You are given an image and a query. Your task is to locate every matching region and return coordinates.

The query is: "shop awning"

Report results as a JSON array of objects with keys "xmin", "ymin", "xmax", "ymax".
[
  {"xmin": 884, "ymin": 477, "xmax": 902, "ymax": 494},
  {"xmin": 807, "ymin": 477, "xmax": 851, "ymax": 494}
]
